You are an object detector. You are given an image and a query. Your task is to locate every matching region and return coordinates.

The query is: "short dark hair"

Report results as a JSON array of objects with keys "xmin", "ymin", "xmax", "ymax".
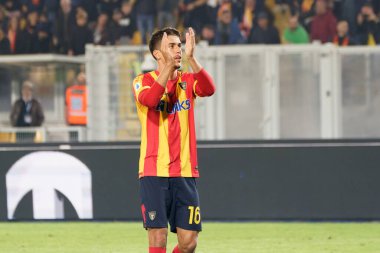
[{"xmin": 149, "ymin": 27, "xmax": 181, "ymax": 60}]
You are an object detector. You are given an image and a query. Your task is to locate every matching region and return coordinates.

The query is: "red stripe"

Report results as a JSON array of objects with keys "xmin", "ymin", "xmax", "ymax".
[
  {"xmin": 168, "ymin": 94, "xmax": 182, "ymax": 176},
  {"xmin": 144, "ymin": 109, "xmax": 159, "ymax": 176},
  {"xmin": 188, "ymin": 98, "xmax": 199, "ymax": 177},
  {"xmin": 141, "ymin": 204, "xmax": 146, "ymax": 224}
]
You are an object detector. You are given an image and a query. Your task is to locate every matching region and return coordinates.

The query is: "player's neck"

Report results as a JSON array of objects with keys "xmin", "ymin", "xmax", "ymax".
[{"xmin": 169, "ymin": 71, "xmax": 178, "ymax": 80}]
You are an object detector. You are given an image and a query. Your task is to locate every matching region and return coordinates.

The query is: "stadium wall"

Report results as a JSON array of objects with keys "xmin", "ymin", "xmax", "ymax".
[{"xmin": 0, "ymin": 140, "xmax": 380, "ymax": 221}]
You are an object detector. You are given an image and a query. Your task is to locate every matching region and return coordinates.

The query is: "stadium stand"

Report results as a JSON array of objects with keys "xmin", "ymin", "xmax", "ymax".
[{"xmin": 0, "ymin": 0, "xmax": 379, "ymax": 56}]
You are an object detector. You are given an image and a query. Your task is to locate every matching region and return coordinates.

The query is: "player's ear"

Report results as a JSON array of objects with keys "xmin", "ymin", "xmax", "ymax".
[{"xmin": 153, "ymin": 49, "xmax": 161, "ymax": 61}]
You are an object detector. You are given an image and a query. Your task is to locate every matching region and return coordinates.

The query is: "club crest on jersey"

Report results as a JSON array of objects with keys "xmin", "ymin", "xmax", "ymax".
[
  {"xmin": 179, "ymin": 82, "xmax": 187, "ymax": 90},
  {"xmin": 148, "ymin": 211, "xmax": 156, "ymax": 221},
  {"xmin": 135, "ymin": 83, "xmax": 141, "ymax": 91}
]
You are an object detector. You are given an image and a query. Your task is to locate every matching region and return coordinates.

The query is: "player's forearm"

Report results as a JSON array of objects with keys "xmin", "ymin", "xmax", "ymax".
[
  {"xmin": 156, "ymin": 64, "xmax": 175, "ymax": 88},
  {"xmin": 194, "ymin": 68, "xmax": 216, "ymax": 96},
  {"xmin": 138, "ymin": 82, "xmax": 165, "ymax": 108},
  {"xmin": 187, "ymin": 56, "xmax": 202, "ymax": 73}
]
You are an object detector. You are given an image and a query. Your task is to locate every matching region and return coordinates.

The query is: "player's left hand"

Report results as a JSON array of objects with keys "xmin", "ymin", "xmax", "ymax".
[{"xmin": 185, "ymin": 27, "xmax": 196, "ymax": 59}]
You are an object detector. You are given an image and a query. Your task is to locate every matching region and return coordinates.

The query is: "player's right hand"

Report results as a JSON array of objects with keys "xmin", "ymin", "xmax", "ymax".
[{"xmin": 161, "ymin": 32, "xmax": 176, "ymax": 70}]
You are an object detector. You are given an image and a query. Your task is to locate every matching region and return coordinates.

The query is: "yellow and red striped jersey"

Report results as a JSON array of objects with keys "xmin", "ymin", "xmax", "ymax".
[{"xmin": 133, "ymin": 69, "xmax": 215, "ymax": 178}]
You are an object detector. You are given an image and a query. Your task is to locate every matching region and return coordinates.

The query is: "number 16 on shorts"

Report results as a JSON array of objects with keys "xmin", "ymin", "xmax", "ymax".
[{"xmin": 188, "ymin": 206, "xmax": 201, "ymax": 224}]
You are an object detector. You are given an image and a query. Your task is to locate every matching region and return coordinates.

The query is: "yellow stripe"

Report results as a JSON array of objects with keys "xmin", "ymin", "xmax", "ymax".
[
  {"xmin": 133, "ymin": 75, "xmax": 145, "ymax": 99},
  {"xmin": 178, "ymin": 80, "xmax": 192, "ymax": 177},
  {"xmin": 157, "ymin": 107, "xmax": 170, "ymax": 177},
  {"xmin": 149, "ymin": 71, "xmax": 158, "ymax": 80},
  {"xmin": 137, "ymin": 104, "xmax": 148, "ymax": 176},
  {"xmin": 133, "ymin": 75, "xmax": 147, "ymax": 176},
  {"xmin": 193, "ymin": 80, "xmax": 199, "ymax": 97}
]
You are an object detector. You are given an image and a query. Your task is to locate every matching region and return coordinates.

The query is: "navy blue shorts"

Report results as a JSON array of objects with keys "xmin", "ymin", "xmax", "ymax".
[{"xmin": 139, "ymin": 177, "xmax": 202, "ymax": 233}]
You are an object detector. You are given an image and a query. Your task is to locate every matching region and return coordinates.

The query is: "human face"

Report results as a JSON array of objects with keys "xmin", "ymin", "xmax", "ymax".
[
  {"xmin": 77, "ymin": 16, "xmax": 87, "ymax": 26},
  {"xmin": 22, "ymin": 87, "xmax": 33, "ymax": 101},
  {"xmin": 98, "ymin": 13, "xmax": 108, "ymax": 27},
  {"xmin": 159, "ymin": 35, "xmax": 182, "ymax": 69},
  {"xmin": 202, "ymin": 27, "xmax": 215, "ymax": 40},
  {"xmin": 121, "ymin": 3, "xmax": 132, "ymax": 15},
  {"xmin": 289, "ymin": 16, "xmax": 298, "ymax": 30},
  {"xmin": 28, "ymin": 11, "xmax": 38, "ymax": 27},
  {"xmin": 315, "ymin": 0, "xmax": 327, "ymax": 15},
  {"xmin": 337, "ymin": 21, "xmax": 348, "ymax": 36},
  {"xmin": 221, "ymin": 10, "xmax": 232, "ymax": 24},
  {"xmin": 258, "ymin": 18, "xmax": 268, "ymax": 29}
]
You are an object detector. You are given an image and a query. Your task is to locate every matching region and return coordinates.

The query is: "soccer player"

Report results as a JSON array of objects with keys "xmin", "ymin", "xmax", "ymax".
[{"xmin": 132, "ymin": 27, "xmax": 215, "ymax": 253}]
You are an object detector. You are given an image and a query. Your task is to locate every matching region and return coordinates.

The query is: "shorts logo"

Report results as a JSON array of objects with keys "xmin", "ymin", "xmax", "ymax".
[
  {"xmin": 148, "ymin": 211, "xmax": 156, "ymax": 221},
  {"xmin": 179, "ymin": 82, "xmax": 187, "ymax": 90},
  {"xmin": 135, "ymin": 83, "xmax": 141, "ymax": 90}
]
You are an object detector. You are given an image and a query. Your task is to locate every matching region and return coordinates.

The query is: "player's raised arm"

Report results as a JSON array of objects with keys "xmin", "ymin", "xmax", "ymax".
[
  {"xmin": 137, "ymin": 32, "xmax": 179, "ymax": 108},
  {"xmin": 185, "ymin": 27, "xmax": 216, "ymax": 97}
]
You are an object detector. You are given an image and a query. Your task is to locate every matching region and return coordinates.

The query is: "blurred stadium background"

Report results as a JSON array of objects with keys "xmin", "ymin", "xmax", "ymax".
[{"xmin": 1, "ymin": 0, "xmax": 380, "ymax": 252}]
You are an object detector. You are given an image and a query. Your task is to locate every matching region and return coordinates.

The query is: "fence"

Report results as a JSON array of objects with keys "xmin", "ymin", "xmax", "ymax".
[
  {"xmin": 0, "ymin": 126, "xmax": 86, "ymax": 143},
  {"xmin": 1, "ymin": 46, "xmax": 380, "ymax": 142},
  {"xmin": 0, "ymin": 54, "xmax": 85, "ymax": 142},
  {"xmin": 85, "ymin": 44, "xmax": 380, "ymax": 141}
]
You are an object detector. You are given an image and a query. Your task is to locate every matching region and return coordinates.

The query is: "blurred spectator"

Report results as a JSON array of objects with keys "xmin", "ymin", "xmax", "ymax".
[
  {"xmin": 93, "ymin": 13, "xmax": 113, "ymax": 45},
  {"xmin": 299, "ymin": 0, "xmax": 315, "ymax": 30},
  {"xmin": 53, "ymin": 0, "xmax": 76, "ymax": 54},
  {"xmin": 22, "ymin": 0, "xmax": 45, "ymax": 13},
  {"xmin": 36, "ymin": 12, "xmax": 52, "ymax": 52},
  {"xmin": 3, "ymin": 0, "xmax": 21, "ymax": 17},
  {"xmin": 157, "ymin": 0, "xmax": 178, "ymax": 28},
  {"xmin": 19, "ymin": 3, "xmax": 30, "ymax": 23},
  {"xmin": 118, "ymin": 0, "xmax": 137, "ymax": 44},
  {"xmin": 68, "ymin": 9, "xmax": 93, "ymax": 55},
  {"xmin": 239, "ymin": 0, "xmax": 257, "ymax": 40},
  {"xmin": 271, "ymin": 0, "xmax": 293, "ymax": 39},
  {"xmin": 180, "ymin": 0, "xmax": 210, "ymax": 34},
  {"xmin": 44, "ymin": 0, "xmax": 59, "ymax": 24},
  {"xmin": 0, "ymin": 26, "xmax": 11, "ymax": 54},
  {"xmin": 1, "ymin": 0, "xmax": 380, "ymax": 54},
  {"xmin": 10, "ymin": 80, "xmax": 44, "ymax": 127},
  {"xmin": 21, "ymin": 10, "xmax": 40, "ymax": 53},
  {"xmin": 275, "ymin": 0, "xmax": 298, "ymax": 15},
  {"xmin": 338, "ymin": 0, "xmax": 357, "ymax": 35},
  {"xmin": 283, "ymin": 15, "xmax": 309, "ymax": 44},
  {"xmin": 78, "ymin": 0, "xmax": 98, "ymax": 24},
  {"xmin": 98, "ymin": 0, "xmax": 121, "ymax": 16},
  {"xmin": 214, "ymin": 3, "xmax": 244, "ymax": 44},
  {"xmin": 200, "ymin": 23, "xmax": 216, "ymax": 45},
  {"xmin": 310, "ymin": 0, "xmax": 337, "ymax": 43},
  {"xmin": 7, "ymin": 17, "xmax": 20, "ymax": 53},
  {"xmin": 109, "ymin": 9, "xmax": 122, "ymax": 44},
  {"xmin": 135, "ymin": 0, "xmax": 156, "ymax": 44},
  {"xmin": 331, "ymin": 20, "xmax": 356, "ymax": 46},
  {"xmin": 0, "ymin": 5, "xmax": 9, "ymax": 32},
  {"xmin": 356, "ymin": 3, "xmax": 380, "ymax": 45},
  {"xmin": 248, "ymin": 11, "xmax": 281, "ymax": 44}
]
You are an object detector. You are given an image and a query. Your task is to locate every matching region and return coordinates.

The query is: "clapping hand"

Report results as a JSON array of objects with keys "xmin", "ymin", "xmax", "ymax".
[{"xmin": 185, "ymin": 27, "xmax": 196, "ymax": 59}]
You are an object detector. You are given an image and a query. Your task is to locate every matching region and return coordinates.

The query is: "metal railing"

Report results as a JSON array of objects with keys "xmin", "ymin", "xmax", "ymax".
[{"xmin": 0, "ymin": 126, "xmax": 86, "ymax": 143}]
